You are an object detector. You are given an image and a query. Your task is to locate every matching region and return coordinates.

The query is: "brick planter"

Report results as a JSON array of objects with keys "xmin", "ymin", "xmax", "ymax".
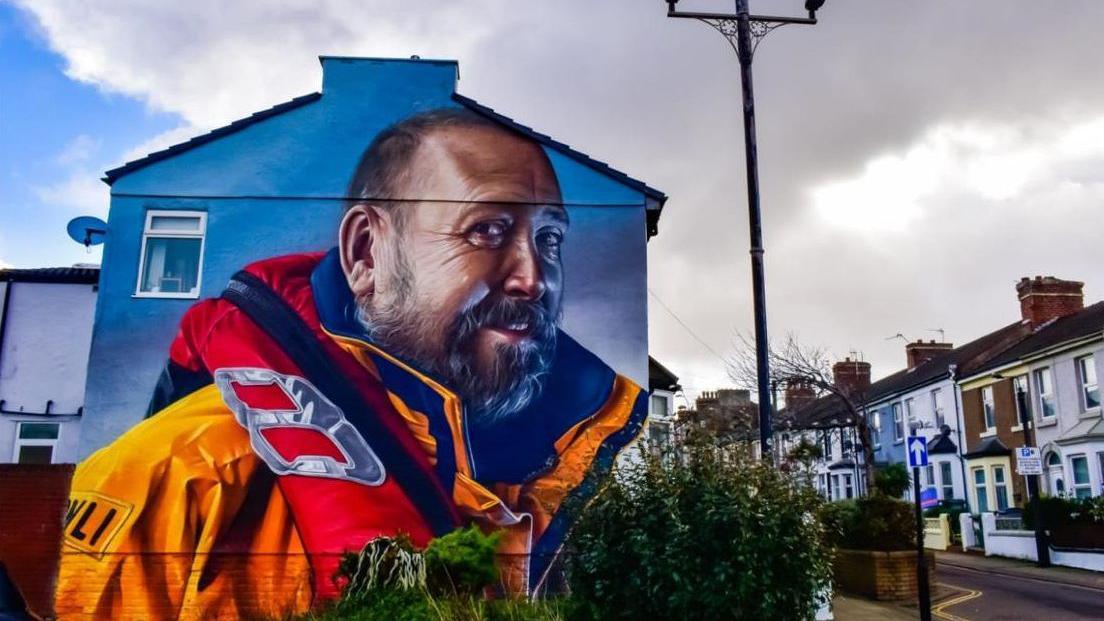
[{"xmin": 833, "ymin": 548, "xmax": 935, "ymax": 601}]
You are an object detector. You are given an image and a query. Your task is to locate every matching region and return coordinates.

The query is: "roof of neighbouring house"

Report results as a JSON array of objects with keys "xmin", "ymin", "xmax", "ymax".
[
  {"xmin": 962, "ymin": 436, "xmax": 1011, "ymax": 459},
  {"xmin": 865, "ymin": 320, "xmax": 1030, "ymax": 405},
  {"xmin": 966, "ymin": 301, "xmax": 1104, "ymax": 378},
  {"xmin": 777, "ymin": 393, "xmax": 857, "ymax": 431},
  {"xmin": 648, "ymin": 356, "xmax": 681, "ymax": 393},
  {"xmin": 0, "ymin": 266, "xmax": 100, "ymax": 285},
  {"xmin": 927, "ymin": 429, "xmax": 958, "ymax": 454}
]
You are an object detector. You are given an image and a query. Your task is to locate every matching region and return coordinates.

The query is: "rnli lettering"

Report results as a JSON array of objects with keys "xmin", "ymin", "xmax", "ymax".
[{"xmin": 63, "ymin": 492, "xmax": 133, "ymax": 558}]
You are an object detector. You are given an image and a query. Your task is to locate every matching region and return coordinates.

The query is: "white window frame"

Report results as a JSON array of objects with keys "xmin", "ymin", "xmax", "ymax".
[
  {"xmin": 1075, "ymin": 355, "xmax": 1100, "ymax": 413},
  {"xmin": 992, "ymin": 466, "xmax": 1009, "ymax": 511},
  {"xmin": 1033, "ymin": 367, "xmax": 1057, "ymax": 419},
  {"xmin": 134, "ymin": 210, "xmax": 207, "ymax": 299},
  {"xmin": 13, "ymin": 421, "xmax": 61, "ymax": 464},
  {"xmin": 1011, "ymin": 375, "xmax": 1030, "ymax": 431},
  {"xmin": 870, "ymin": 409, "xmax": 882, "ymax": 449},
  {"xmin": 893, "ymin": 403, "xmax": 904, "ymax": 443},
  {"xmin": 973, "ymin": 467, "xmax": 989, "ymax": 513},
  {"xmin": 1069, "ymin": 454, "xmax": 1092, "ymax": 499},
  {"xmin": 940, "ymin": 461, "xmax": 954, "ymax": 499},
  {"xmin": 843, "ymin": 474, "xmax": 854, "ymax": 499},
  {"xmin": 981, "ymin": 385, "xmax": 996, "ymax": 432},
  {"xmin": 931, "ymin": 388, "xmax": 944, "ymax": 429}
]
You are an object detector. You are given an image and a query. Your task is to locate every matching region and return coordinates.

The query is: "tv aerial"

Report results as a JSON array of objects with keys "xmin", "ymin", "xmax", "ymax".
[{"xmin": 66, "ymin": 216, "xmax": 107, "ymax": 250}]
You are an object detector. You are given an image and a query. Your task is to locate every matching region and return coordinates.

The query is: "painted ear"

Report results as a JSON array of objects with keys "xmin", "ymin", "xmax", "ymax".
[{"xmin": 339, "ymin": 204, "xmax": 380, "ymax": 299}]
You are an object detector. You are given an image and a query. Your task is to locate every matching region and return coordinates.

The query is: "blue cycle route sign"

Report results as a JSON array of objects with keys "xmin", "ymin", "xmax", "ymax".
[{"xmin": 907, "ymin": 436, "xmax": 929, "ymax": 468}]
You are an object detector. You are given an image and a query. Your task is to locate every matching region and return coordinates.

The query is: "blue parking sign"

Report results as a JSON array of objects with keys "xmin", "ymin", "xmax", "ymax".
[{"xmin": 907, "ymin": 436, "xmax": 928, "ymax": 468}]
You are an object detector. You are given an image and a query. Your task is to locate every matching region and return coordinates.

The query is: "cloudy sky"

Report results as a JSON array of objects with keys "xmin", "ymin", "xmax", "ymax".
[{"xmin": 2, "ymin": 0, "xmax": 1102, "ymax": 398}]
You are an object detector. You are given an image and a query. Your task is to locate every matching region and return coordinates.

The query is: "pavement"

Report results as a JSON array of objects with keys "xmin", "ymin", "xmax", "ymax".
[{"xmin": 832, "ymin": 551, "xmax": 1104, "ymax": 621}]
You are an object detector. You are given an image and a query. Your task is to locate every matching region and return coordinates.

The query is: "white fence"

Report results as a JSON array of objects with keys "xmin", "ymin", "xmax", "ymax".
[
  {"xmin": 924, "ymin": 514, "xmax": 951, "ymax": 551},
  {"xmin": 970, "ymin": 513, "xmax": 1104, "ymax": 572}
]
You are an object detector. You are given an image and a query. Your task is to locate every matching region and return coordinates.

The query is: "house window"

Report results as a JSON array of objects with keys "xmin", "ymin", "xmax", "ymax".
[
  {"xmin": 1033, "ymin": 367, "xmax": 1056, "ymax": 419},
  {"xmin": 940, "ymin": 462, "xmax": 954, "ymax": 499},
  {"xmin": 993, "ymin": 466, "xmax": 1009, "ymax": 511},
  {"xmin": 821, "ymin": 430, "xmax": 832, "ymax": 459},
  {"xmin": 893, "ymin": 403, "xmax": 904, "ymax": 442},
  {"xmin": 843, "ymin": 474, "xmax": 854, "ymax": 499},
  {"xmin": 871, "ymin": 410, "xmax": 882, "ymax": 449},
  {"xmin": 981, "ymin": 386, "xmax": 996, "ymax": 431},
  {"xmin": 973, "ymin": 468, "xmax": 989, "ymax": 513},
  {"xmin": 924, "ymin": 464, "xmax": 935, "ymax": 488},
  {"xmin": 1012, "ymin": 375, "xmax": 1031, "ymax": 425},
  {"xmin": 931, "ymin": 388, "xmax": 944, "ymax": 429},
  {"xmin": 647, "ymin": 421, "xmax": 671, "ymax": 459},
  {"xmin": 832, "ymin": 474, "xmax": 841, "ymax": 500},
  {"xmin": 136, "ymin": 211, "xmax": 206, "ymax": 298},
  {"xmin": 904, "ymin": 398, "xmax": 915, "ymax": 429},
  {"xmin": 649, "ymin": 394, "xmax": 669, "ymax": 418},
  {"xmin": 1070, "ymin": 455, "xmax": 1092, "ymax": 499},
  {"xmin": 14, "ymin": 422, "xmax": 60, "ymax": 464},
  {"xmin": 1076, "ymin": 355, "xmax": 1100, "ymax": 411}
]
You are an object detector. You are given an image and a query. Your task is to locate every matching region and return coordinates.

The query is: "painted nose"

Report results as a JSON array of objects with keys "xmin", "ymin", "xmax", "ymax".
[{"xmin": 503, "ymin": 238, "xmax": 546, "ymax": 301}]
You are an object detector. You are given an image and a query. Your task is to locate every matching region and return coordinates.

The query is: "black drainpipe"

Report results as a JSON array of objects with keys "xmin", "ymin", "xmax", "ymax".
[
  {"xmin": 949, "ymin": 364, "xmax": 972, "ymax": 514},
  {"xmin": 0, "ymin": 278, "xmax": 12, "ymax": 376}
]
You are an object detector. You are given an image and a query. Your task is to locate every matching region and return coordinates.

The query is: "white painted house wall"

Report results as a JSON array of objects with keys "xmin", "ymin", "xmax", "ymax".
[{"xmin": 0, "ymin": 279, "xmax": 97, "ymax": 463}]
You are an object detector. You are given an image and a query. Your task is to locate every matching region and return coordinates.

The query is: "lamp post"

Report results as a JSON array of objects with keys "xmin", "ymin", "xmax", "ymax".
[{"xmin": 664, "ymin": 0, "xmax": 825, "ymax": 463}]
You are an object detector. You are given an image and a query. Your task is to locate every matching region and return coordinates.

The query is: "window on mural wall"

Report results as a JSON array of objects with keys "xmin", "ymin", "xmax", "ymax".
[
  {"xmin": 14, "ymin": 422, "xmax": 59, "ymax": 464},
  {"xmin": 136, "ymin": 211, "xmax": 206, "ymax": 298},
  {"xmin": 981, "ymin": 386, "xmax": 996, "ymax": 431},
  {"xmin": 1034, "ymin": 367, "xmax": 1056, "ymax": 419},
  {"xmin": 1076, "ymin": 355, "xmax": 1099, "ymax": 411}
]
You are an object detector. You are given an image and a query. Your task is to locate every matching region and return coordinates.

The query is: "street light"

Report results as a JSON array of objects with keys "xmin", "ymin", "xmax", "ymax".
[{"xmin": 664, "ymin": 0, "xmax": 824, "ymax": 463}]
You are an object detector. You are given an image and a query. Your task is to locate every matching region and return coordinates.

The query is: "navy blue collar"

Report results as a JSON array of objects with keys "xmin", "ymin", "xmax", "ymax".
[{"xmin": 310, "ymin": 248, "xmax": 616, "ymax": 485}]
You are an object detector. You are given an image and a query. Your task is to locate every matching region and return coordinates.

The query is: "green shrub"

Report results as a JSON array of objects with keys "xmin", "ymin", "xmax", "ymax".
[
  {"xmin": 822, "ymin": 496, "xmax": 914, "ymax": 551},
  {"xmin": 1024, "ymin": 495, "xmax": 1104, "ymax": 529},
  {"xmin": 564, "ymin": 441, "xmax": 832, "ymax": 621},
  {"xmin": 425, "ymin": 525, "xmax": 502, "ymax": 596},
  {"xmin": 873, "ymin": 463, "xmax": 911, "ymax": 498}
]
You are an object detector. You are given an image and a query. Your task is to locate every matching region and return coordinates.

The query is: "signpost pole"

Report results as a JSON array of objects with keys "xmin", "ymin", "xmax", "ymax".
[
  {"xmin": 909, "ymin": 435, "xmax": 932, "ymax": 621},
  {"xmin": 1014, "ymin": 387, "xmax": 1050, "ymax": 568}
]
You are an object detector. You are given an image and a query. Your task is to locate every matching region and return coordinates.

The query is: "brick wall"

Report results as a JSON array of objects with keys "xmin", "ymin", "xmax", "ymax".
[
  {"xmin": 0, "ymin": 464, "xmax": 74, "ymax": 619},
  {"xmin": 833, "ymin": 548, "xmax": 935, "ymax": 601}
]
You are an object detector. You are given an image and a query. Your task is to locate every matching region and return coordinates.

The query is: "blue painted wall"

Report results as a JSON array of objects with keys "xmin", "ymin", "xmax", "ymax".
[{"xmin": 81, "ymin": 57, "xmax": 651, "ymax": 457}]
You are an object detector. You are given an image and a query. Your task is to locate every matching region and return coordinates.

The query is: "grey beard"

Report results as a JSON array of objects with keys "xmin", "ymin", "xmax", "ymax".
[{"xmin": 356, "ymin": 286, "xmax": 557, "ymax": 425}]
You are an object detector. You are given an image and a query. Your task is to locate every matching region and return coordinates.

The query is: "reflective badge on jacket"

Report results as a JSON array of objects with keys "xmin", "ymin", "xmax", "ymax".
[
  {"xmin": 214, "ymin": 367, "xmax": 387, "ymax": 486},
  {"xmin": 63, "ymin": 492, "xmax": 133, "ymax": 558}
]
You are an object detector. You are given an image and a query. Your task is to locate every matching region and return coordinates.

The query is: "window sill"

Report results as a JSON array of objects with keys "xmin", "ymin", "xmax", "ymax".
[
  {"xmin": 1035, "ymin": 417, "xmax": 1058, "ymax": 428},
  {"xmin": 1010, "ymin": 424, "xmax": 1023, "ymax": 433},
  {"xmin": 979, "ymin": 429, "xmax": 997, "ymax": 438},
  {"xmin": 1077, "ymin": 408, "xmax": 1101, "ymax": 419},
  {"xmin": 132, "ymin": 291, "xmax": 200, "ymax": 300},
  {"xmin": 894, "ymin": 439, "xmax": 904, "ymax": 445}
]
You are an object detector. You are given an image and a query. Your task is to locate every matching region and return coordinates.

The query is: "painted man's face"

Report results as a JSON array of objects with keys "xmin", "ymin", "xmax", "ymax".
[{"xmin": 346, "ymin": 126, "xmax": 567, "ymax": 423}]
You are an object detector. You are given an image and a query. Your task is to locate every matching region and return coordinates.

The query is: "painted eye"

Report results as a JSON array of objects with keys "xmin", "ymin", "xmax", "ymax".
[
  {"xmin": 537, "ymin": 229, "xmax": 564, "ymax": 260},
  {"xmin": 467, "ymin": 220, "xmax": 509, "ymax": 248}
]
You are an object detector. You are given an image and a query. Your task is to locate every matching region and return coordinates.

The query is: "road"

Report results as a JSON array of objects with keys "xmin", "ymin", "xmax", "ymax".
[{"xmin": 933, "ymin": 562, "xmax": 1104, "ymax": 621}]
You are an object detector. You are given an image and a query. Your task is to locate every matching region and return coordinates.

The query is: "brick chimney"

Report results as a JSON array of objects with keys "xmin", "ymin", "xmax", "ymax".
[
  {"xmin": 784, "ymin": 382, "xmax": 816, "ymax": 412},
  {"xmin": 832, "ymin": 358, "xmax": 871, "ymax": 399},
  {"xmin": 1016, "ymin": 276, "xmax": 1084, "ymax": 330},
  {"xmin": 905, "ymin": 340, "xmax": 954, "ymax": 369}
]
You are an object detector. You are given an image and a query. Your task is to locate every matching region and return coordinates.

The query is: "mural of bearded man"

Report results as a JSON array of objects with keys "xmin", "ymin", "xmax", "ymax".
[{"xmin": 55, "ymin": 108, "xmax": 648, "ymax": 620}]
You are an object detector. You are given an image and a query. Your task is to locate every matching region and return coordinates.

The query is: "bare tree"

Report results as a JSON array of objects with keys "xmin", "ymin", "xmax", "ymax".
[{"xmin": 727, "ymin": 332, "xmax": 876, "ymax": 488}]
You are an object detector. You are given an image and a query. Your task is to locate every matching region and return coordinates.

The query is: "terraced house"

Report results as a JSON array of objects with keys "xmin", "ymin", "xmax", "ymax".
[{"xmin": 959, "ymin": 277, "xmax": 1104, "ymax": 504}]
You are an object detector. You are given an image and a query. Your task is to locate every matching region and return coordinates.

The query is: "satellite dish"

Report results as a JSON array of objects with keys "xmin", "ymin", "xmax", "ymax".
[{"xmin": 66, "ymin": 216, "xmax": 107, "ymax": 248}]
